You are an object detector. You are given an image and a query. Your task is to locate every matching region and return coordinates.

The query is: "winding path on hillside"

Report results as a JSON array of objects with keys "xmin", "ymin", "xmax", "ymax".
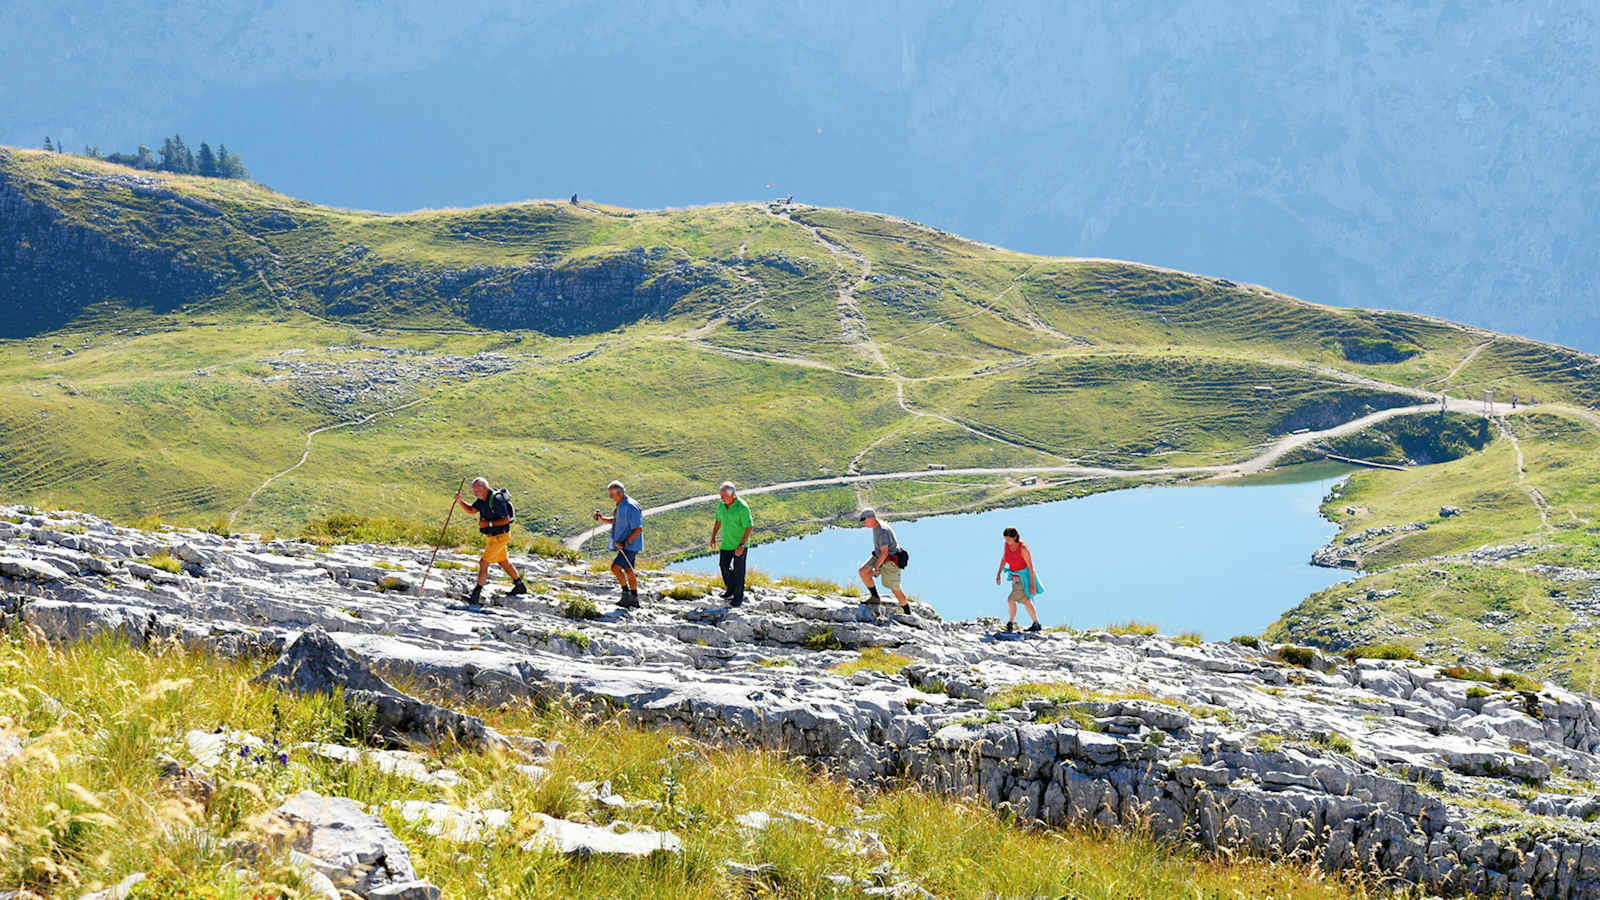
[
  {"xmin": 565, "ymin": 395, "xmax": 1544, "ymax": 551},
  {"xmin": 1496, "ymin": 415, "xmax": 1554, "ymax": 532},
  {"xmin": 229, "ymin": 398, "xmax": 427, "ymax": 527},
  {"xmin": 1433, "ymin": 338, "xmax": 1496, "ymax": 388},
  {"xmin": 770, "ymin": 210, "xmax": 1074, "ymax": 463}
]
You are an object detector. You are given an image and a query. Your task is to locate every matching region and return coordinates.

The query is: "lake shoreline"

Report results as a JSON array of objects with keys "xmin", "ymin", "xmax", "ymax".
[
  {"xmin": 645, "ymin": 460, "xmax": 1359, "ymax": 566},
  {"xmin": 668, "ymin": 463, "xmax": 1358, "ymax": 638}
]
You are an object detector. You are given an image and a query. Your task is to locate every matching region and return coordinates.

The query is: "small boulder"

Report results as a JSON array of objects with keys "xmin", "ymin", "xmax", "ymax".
[
  {"xmin": 522, "ymin": 813, "xmax": 682, "ymax": 858},
  {"xmin": 391, "ymin": 800, "xmax": 511, "ymax": 842},
  {"xmin": 156, "ymin": 752, "xmax": 216, "ymax": 805},
  {"xmin": 265, "ymin": 790, "xmax": 439, "ymax": 900},
  {"xmin": 1440, "ymin": 506, "xmax": 1463, "ymax": 518},
  {"xmin": 255, "ymin": 627, "xmax": 502, "ymax": 749}
]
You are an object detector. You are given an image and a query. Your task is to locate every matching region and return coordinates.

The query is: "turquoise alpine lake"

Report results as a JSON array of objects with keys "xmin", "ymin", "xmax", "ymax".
[{"xmin": 668, "ymin": 465, "xmax": 1356, "ymax": 639}]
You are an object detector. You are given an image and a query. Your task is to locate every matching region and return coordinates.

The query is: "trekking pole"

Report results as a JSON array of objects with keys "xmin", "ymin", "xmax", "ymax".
[
  {"xmin": 418, "ymin": 478, "xmax": 466, "ymax": 597},
  {"xmin": 596, "ymin": 507, "xmax": 641, "ymax": 590}
]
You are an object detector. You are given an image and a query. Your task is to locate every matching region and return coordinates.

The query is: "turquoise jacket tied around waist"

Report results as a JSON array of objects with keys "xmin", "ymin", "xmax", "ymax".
[{"xmin": 1008, "ymin": 566, "xmax": 1043, "ymax": 599}]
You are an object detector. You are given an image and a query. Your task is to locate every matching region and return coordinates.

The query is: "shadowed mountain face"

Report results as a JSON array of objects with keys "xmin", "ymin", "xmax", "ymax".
[{"xmin": 4, "ymin": 2, "xmax": 1596, "ymax": 349}]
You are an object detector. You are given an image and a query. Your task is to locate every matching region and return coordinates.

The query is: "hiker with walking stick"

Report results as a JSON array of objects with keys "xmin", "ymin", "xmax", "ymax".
[
  {"xmin": 453, "ymin": 477, "xmax": 528, "ymax": 606},
  {"xmin": 593, "ymin": 480, "xmax": 643, "ymax": 608}
]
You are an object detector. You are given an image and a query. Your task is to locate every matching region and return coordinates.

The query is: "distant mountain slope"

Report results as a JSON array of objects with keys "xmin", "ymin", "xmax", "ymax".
[{"xmin": 5, "ymin": 1, "xmax": 1596, "ymax": 349}]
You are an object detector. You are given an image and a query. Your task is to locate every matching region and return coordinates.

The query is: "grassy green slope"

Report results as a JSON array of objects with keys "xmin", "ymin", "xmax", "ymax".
[{"xmin": 1267, "ymin": 409, "xmax": 1600, "ymax": 688}]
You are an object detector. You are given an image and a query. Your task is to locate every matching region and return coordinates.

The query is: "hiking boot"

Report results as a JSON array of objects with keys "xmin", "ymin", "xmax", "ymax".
[
  {"xmin": 506, "ymin": 579, "xmax": 528, "ymax": 598},
  {"xmin": 1027, "ymin": 621, "xmax": 1043, "ymax": 633},
  {"xmin": 867, "ymin": 586, "xmax": 882, "ymax": 603},
  {"xmin": 1004, "ymin": 620, "xmax": 1017, "ymax": 633},
  {"xmin": 729, "ymin": 596, "xmax": 744, "ymax": 608},
  {"xmin": 468, "ymin": 585, "xmax": 484, "ymax": 606},
  {"xmin": 618, "ymin": 589, "xmax": 640, "ymax": 609}
]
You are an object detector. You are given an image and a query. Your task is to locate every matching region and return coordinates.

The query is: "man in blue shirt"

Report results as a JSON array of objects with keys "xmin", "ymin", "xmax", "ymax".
[{"xmin": 593, "ymin": 480, "xmax": 644, "ymax": 607}]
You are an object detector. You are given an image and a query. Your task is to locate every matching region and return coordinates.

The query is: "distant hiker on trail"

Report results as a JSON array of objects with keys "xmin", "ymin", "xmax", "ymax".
[
  {"xmin": 593, "ymin": 481, "xmax": 643, "ymax": 608},
  {"xmin": 857, "ymin": 509, "xmax": 910, "ymax": 612},
  {"xmin": 995, "ymin": 526, "xmax": 1043, "ymax": 633},
  {"xmin": 570, "ymin": 193, "xmax": 580, "ymax": 205},
  {"xmin": 453, "ymin": 477, "xmax": 527, "ymax": 605},
  {"xmin": 709, "ymin": 481, "xmax": 753, "ymax": 607}
]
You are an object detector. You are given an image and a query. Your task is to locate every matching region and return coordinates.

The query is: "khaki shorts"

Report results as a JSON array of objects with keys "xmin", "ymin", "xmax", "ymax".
[
  {"xmin": 1007, "ymin": 575, "xmax": 1029, "ymax": 604},
  {"xmin": 875, "ymin": 559, "xmax": 903, "ymax": 591},
  {"xmin": 480, "ymin": 532, "xmax": 511, "ymax": 565}
]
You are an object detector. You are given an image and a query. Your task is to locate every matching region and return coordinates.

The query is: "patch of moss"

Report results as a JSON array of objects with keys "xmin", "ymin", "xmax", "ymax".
[{"xmin": 805, "ymin": 628, "xmax": 843, "ymax": 652}]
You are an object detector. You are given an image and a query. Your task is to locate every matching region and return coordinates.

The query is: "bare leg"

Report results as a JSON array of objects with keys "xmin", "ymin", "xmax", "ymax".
[
  {"xmin": 858, "ymin": 565, "xmax": 875, "ymax": 588},
  {"xmin": 499, "ymin": 559, "xmax": 520, "ymax": 582},
  {"xmin": 476, "ymin": 559, "xmax": 490, "ymax": 587},
  {"xmin": 624, "ymin": 567, "xmax": 638, "ymax": 591},
  {"xmin": 1022, "ymin": 597, "xmax": 1040, "ymax": 624},
  {"xmin": 1006, "ymin": 596, "xmax": 1018, "ymax": 624},
  {"xmin": 891, "ymin": 587, "xmax": 908, "ymax": 606},
  {"xmin": 611, "ymin": 563, "xmax": 628, "ymax": 587}
]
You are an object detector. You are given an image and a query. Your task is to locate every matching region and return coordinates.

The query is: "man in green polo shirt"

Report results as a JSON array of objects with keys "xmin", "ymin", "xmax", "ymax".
[{"xmin": 709, "ymin": 480, "xmax": 753, "ymax": 607}]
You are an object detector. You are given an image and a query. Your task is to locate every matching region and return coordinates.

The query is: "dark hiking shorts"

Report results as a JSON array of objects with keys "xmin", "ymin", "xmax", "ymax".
[{"xmin": 612, "ymin": 548, "xmax": 639, "ymax": 570}]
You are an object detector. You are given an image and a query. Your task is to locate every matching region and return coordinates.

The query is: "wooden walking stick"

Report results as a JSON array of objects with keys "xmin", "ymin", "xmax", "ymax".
[{"xmin": 418, "ymin": 477, "xmax": 466, "ymax": 597}]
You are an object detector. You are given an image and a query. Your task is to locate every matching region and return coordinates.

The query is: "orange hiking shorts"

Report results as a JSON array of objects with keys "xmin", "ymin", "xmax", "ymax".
[{"xmin": 480, "ymin": 532, "xmax": 511, "ymax": 565}]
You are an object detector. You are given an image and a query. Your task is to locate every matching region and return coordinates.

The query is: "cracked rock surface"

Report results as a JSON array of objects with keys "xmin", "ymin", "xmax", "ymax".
[
  {"xmin": 267, "ymin": 790, "xmax": 440, "ymax": 900},
  {"xmin": 9, "ymin": 506, "xmax": 1600, "ymax": 897}
]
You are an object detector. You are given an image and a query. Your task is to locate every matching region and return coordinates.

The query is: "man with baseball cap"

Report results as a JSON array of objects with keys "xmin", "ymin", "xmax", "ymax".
[{"xmin": 857, "ymin": 508, "xmax": 910, "ymax": 611}]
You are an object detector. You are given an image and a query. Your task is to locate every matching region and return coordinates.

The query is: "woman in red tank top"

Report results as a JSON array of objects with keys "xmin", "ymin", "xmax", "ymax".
[{"xmin": 995, "ymin": 526, "xmax": 1043, "ymax": 633}]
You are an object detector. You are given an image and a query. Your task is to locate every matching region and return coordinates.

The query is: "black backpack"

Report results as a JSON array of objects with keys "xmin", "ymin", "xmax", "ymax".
[
  {"xmin": 894, "ymin": 547, "xmax": 910, "ymax": 569},
  {"xmin": 493, "ymin": 488, "xmax": 515, "ymax": 523}
]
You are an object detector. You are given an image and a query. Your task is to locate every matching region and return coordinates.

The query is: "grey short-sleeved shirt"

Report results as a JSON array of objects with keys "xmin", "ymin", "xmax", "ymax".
[{"xmin": 871, "ymin": 520, "xmax": 899, "ymax": 558}]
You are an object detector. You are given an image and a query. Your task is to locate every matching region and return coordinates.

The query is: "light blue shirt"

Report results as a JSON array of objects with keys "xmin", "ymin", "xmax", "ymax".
[{"xmin": 612, "ymin": 495, "xmax": 643, "ymax": 551}]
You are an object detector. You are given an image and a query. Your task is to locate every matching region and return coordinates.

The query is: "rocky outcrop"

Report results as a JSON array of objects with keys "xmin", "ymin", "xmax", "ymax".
[
  {"xmin": 305, "ymin": 249, "xmax": 727, "ymax": 335},
  {"xmin": 262, "ymin": 348, "xmax": 517, "ymax": 416},
  {"xmin": 9, "ymin": 504, "xmax": 1600, "ymax": 897},
  {"xmin": 457, "ymin": 249, "xmax": 726, "ymax": 335},
  {"xmin": 0, "ymin": 167, "xmax": 221, "ymax": 334},
  {"xmin": 256, "ymin": 626, "xmax": 503, "ymax": 750},
  {"xmin": 1272, "ymin": 389, "xmax": 1418, "ymax": 435},
  {"xmin": 1310, "ymin": 521, "xmax": 1429, "ymax": 568}
]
